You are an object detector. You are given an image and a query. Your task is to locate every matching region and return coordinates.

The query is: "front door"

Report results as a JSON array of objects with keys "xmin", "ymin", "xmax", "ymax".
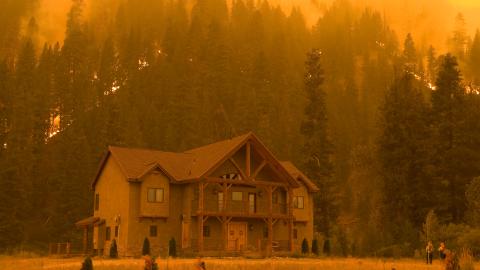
[{"xmin": 227, "ymin": 222, "xmax": 247, "ymax": 251}]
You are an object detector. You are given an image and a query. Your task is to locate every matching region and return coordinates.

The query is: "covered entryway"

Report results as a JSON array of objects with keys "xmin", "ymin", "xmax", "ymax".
[
  {"xmin": 227, "ymin": 222, "xmax": 247, "ymax": 251},
  {"xmin": 75, "ymin": 216, "xmax": 104, "ymax": 255}
]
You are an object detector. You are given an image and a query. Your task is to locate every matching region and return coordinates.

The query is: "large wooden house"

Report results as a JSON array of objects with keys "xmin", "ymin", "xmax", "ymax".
[{"xmin": 76, "ymin": 132, "xmax": 319, "ymax": 256}]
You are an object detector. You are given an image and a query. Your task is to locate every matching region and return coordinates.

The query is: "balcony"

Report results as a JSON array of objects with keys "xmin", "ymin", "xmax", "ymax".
[{"xmin": 191, "ymin": 199, "xmax": 287, "ymax": 217}]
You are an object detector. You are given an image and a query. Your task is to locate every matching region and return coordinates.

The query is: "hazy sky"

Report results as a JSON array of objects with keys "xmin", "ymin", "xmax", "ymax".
[{"xmin": 34, "ymin": 0, "xmax": 480, "ymax": 53}]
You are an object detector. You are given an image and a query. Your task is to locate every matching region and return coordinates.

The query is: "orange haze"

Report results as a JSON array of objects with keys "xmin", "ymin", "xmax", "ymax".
[{"xmin": 32, "ymin": 0, "xmax": 480, "ymax": 53}]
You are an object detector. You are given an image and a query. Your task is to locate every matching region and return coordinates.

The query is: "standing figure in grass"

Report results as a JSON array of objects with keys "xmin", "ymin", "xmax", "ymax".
[
  {"xmin": 196, "ymin": 257, "xmax": 206, "ymax": 270},
  {"xmin": 444, "ymin": 250, "xmax": 459, "ymax": 270},
  {"xmin": 426, "ymin": 241, "xmax": 434, "ymax": 264},
  {"xmin": 439, "ymin": 242, "xmax": 446, "ymax": 260}
]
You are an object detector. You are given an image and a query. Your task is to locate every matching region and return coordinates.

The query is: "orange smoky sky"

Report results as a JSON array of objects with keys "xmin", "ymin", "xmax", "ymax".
[{"xmin": 33, "ymin": 0, "xmax": 480, "ymax": 53}]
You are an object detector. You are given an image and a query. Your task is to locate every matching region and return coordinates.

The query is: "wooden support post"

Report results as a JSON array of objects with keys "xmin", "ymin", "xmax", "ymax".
[
  {"xmin": 267, "ymin": 186, "xmax": 273, "ymax": 256},
  {"xmin": 287, "ymin": 188, "xmax": 294, "ymax": 252},
  {"xmin": 246, "ymin": 142, "xmax": 251, "ymax": 177},
  {"xmin": 198, "ymin": 182, "xmax": 205, "ymax": 253},
  {"xmin": 83, "ymin": 226, "xmax": 88, "ymax": 255}
]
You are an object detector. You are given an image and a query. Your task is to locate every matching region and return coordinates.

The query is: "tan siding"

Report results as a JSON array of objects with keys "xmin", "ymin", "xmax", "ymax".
[
  {"xmin": 292, "ymin": 184, "xmax": 310, "ymax": 222},
  {"xmin": 140, "ymin": 172, "xmax": 170, "ymax": 217},
  {"xmin": 93, "ymin": 157, "xmax": 130, "ymax": 256}
]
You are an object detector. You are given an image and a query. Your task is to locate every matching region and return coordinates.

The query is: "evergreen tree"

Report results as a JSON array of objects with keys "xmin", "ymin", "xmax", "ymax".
[
  {"xmin": 301, "ymin": 49, "xmax": 336, "ymax": 237},
  {"xmin": 311, "ymin": 239, "xmax": 319, "ymax": 255},
  {"xmin": 449, "ymin": 13, "xmax": 469, "ymax": 61},
  {"xmin": 301, "ymin": 238, "xmax": 309, "ymax": 254},
  {"xmin": 468, "ymin": 30, "xmax": 480, "ymax": 85},
  {"xmin": 109, "ymin": 239, "xmax": 118, "ymax": 258},
  {"xmin": 403, "ymin": 33, "xmax": 417, "ymax": 72},
  {"xmin": 431, "ymin": 54, "xmax": 470, "ymax": 223},
  {"xmin": 142, "ymin": 237, "xmax": 150, "ymax": 255},
  {"xmin": 80, "ymin": 256, "xmax": 93, "ymax": 270},
  {"xmin": 378, "ymin": 72, "xmax": 432, "ymax": 242},
  {"xmin": 168, "ymin": 237, "xmax": 176, "ymax": 257}
]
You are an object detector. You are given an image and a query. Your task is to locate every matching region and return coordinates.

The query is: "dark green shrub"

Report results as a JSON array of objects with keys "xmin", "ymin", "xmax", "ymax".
[
  {"xmin": 169, "ymin": 237, "xmax": 177, "ymax": 257},
  {"xmin": 311, "ymin": 239, "xmax": 319, "ymax": 255},
  {"xmin": 323, "ymin": 239, "xmax": 331, "ymax": 256},
  {"xmin": 301, "ymin": 238, "xmax": 309, "ymax": 254},
  {"xmin": 109, "ymin": 239, "xmax": 118, "ymax": 258},
  {"xmin": 80, "ymin": 256, "xmax": 93, "ymax": 270},
  {"xmin": 142, "ymin": 237, "xmax": 150, "ymax": 256}
]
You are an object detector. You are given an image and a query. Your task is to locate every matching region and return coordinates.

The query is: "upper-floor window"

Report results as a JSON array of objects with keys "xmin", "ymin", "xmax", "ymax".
[
  {"xmin": 150, "ymin": 225, "xmax": 157, "ymax": 237},
  {"xmin": 106, "ymin": 226, "xmax": 111, "ymax": 240},
  {"xmin": 115, "ymin": 226, "xmax": 119, "ymax": 237},
  {"xmin": 95, "ymin": 194, "xmax": 100, "ymax": 211},
  {"xmin": 147, "ymin": 188, "xmax": 164, "ymax": 203},
  {"xmin": 222, "ymin": 173, "xmax": 242, "ymax": 180},
  {"xmin": 293, "ymin": 196, "xmax": 304, "ymax": 209},
  {"xmin": 203, "ymin": 226, "xmax": 210, "ymax": 237},
  {"xmin": 232, "ymin": 191, "xmax": 243, "ymax": 201}
]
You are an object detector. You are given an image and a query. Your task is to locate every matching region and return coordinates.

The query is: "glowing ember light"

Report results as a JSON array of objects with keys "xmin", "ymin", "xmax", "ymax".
[
  {"xmin": 47, "ymin": 115, "xmax": 61, "ymax": 139},
  {"xmin": 93, "ymin": 72, "xmax": 98, "ymax": 80},
  {"xmin": 138, "ymin": 58, "xmax": 149, "ymax": 70},
  {"xmin": 428, "ymin": 83, "xmax": 437, "ymax": 91},
  {"xmin": 376, "ymin": 41, "xmax": 385, "ymax": 48},
  {"xmin": 189, "ymin": 58, "xmax": 193, "ymax": 62},
  {"xmin": 3, "ymin": 142, "xmax": 6, "ymax": 149}
]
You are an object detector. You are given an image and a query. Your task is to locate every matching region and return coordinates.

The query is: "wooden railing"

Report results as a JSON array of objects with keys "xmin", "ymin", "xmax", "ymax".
[{"xmin": 191, "ymin": 199, "xmax": 287, "ymax": 216}]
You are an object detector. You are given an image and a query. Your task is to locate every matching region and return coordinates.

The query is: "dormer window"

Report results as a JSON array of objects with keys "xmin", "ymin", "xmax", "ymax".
[
  {"xmin": 147, "ymin": 188, "xmax": 164, "ymax": 203},
  {"xmin": 221, "ymin": 173, "xmax": 242, "ymax": 180}
]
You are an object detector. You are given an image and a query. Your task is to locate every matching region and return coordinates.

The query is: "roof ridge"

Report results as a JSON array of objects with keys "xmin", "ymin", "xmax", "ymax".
[
  {"xmin": 108, "ymin": 145, "xmax": 194, "ymax": 156},
  {"xmin": 183, "ymin": 132, "xmax": 252, "ymax": 153}
]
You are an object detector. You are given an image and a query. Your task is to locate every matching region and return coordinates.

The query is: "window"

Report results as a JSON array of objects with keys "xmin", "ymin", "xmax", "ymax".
[
  {"xmin": 263, "ymin": 226, "xmax": 269, "ymax": 238},
  {"xmin": 293, "ymin": 196, "xmax": 304, "ymax": 209},
  {"xmin": 106, "ymin": 227, "xmax": 111, "ymax": 241},
  {"xmin": 222, "ymin": 173, "xmax": 241, "ymax": 180},
  {"xmin": 232, "ymin": 191, "xmax": 243, "ymax": 201},
  {"xmin": 147, "ymin": 188, "xmax": 164, "ymax": 203},
  {"xmin": 115, "ymin": 226, "xmax": 119, "ymax": 237},
  {"xmin": 203, "ymin": 226, "xmax": 210, "ymax": 237},
  {"xmin": 150, "ymin": 226, "xmax": 157, "ymax": 237},
  {"xmin": 293, "ymin": 229, "xmax": 298, "ymax": 239},
  {"xmin": 95, "ymin": 194, "xmax": 99, "ymax": 211},
  {"xmin": 218, "ymin": 192, "xmax": 224, "ymax": 211},
  {"xmin": 272, "ymin": 192, "xmax": 278, "ymax": 204}
]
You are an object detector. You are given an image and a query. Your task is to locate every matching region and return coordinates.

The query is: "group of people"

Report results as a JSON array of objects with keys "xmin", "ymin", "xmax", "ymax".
[{"xmin": 425, "ymin": 241, "xmax": 447, "ymax": 264}]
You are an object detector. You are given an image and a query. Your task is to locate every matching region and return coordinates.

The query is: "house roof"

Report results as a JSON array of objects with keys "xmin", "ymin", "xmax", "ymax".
[
  {"xmin": 91, "ymin": 132, "xmax": 318, "ymax": 192},
  {"xmin": 280, "ymin": 161, "xmax": 320, "ymax": 193}
]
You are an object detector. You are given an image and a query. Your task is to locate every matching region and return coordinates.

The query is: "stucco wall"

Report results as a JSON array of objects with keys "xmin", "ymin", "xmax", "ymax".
[{"xmin": 93, "ymin": 156, "xmax": 130, "ymax": 256}]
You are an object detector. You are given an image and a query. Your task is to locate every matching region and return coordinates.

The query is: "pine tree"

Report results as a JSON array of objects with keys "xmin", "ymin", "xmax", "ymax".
[
  {"xmin": 431, "ymin": 54, "xmax": 476, "ymax": 223},
  {"xmin": 301, "ymin": 49, "xmax": 336, "ymax": 237},
  {"xmin": 80, "ymin": 256, "xmax": 93, "ymax": 270},
  {"xmin": 311, "ymin": 239, "xmax": 319, "ymax": 255},
  {"xmin": 301, "ymin": 238, "xmax": 309, "ymax": 254},
  {"xmin": 378, "ymin": 72, "xmax": 433, "ymax": 243},
  {"xmin": 449, "ymin": 13, "xmax": 469, "ymax": 61},
  {"xmin": 142, "ymin": 237, "xmax": 150, "ymax": 255},
  {"xmin": 110, "ymin": 239, "xmax": 118, "ymax": 258},
  {"xmin": 468, "ymin": 30, "xmax": 480, "ymax": 85},
  {"xmin": 403, "ymin": 33, "xmax": 417, "ymax": 72},
  {"xmin": 168, "ymin": 237, "xmax": 176, "ymax": 257}
]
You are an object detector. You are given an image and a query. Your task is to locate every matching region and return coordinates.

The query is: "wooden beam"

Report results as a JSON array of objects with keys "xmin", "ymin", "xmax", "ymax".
[
  {"xmin": 83, "ymin": 226, "xmax": 88, "ymax": 255},
  {"xmin": 205, "ymin": 177, "xmax": 286, "ymax": 187},
  {"xmin": 246, "ymin": 142, "xmax": 251, "ymax": 177},
  {"xmin": 288, "ymin": 188, "xmax": 294, "ymax": 252},
  {"xmin": 252, "ymin": 160, "xmax": 267, "ymax": 178},
  {"xmin": 198, "ymin": 182, "xmax": 205, "ymax": 253},
  {"xmin": 267, "ymin": 186, "xmax": 273, "ymax": 256},
  {"xmin": 229, "ymin": 158, "xmax": 247, "ymax": 180}
]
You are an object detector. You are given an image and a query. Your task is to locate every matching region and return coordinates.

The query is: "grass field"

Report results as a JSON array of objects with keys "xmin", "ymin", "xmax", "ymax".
[{"xmin": 0, "ymin": 257, "xmax": 477, "ymax": 270}]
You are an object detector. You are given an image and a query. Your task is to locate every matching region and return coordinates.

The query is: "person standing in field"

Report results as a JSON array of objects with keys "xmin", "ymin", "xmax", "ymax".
[
  {"xmin": 196, "ymin": 257, "xmax": 206, "ymax": 270},
  {"xmin": 439, "ymin": 242, "xmax": 446, "ymax": 260},
  {"xmin": 426, "ymin": 241, "xmax": 434, "ymax": 264}
]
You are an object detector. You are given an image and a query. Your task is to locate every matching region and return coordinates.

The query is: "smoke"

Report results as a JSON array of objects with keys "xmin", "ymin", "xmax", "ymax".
[{"xmin": 21, "ymin": 0, "xmax": 480, "ymax": 53}]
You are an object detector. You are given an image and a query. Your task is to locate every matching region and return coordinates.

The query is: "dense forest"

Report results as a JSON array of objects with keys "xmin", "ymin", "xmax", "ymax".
[{"xmin": 1, "ymin": 0, "xmax": 480, "ymax": 256}]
